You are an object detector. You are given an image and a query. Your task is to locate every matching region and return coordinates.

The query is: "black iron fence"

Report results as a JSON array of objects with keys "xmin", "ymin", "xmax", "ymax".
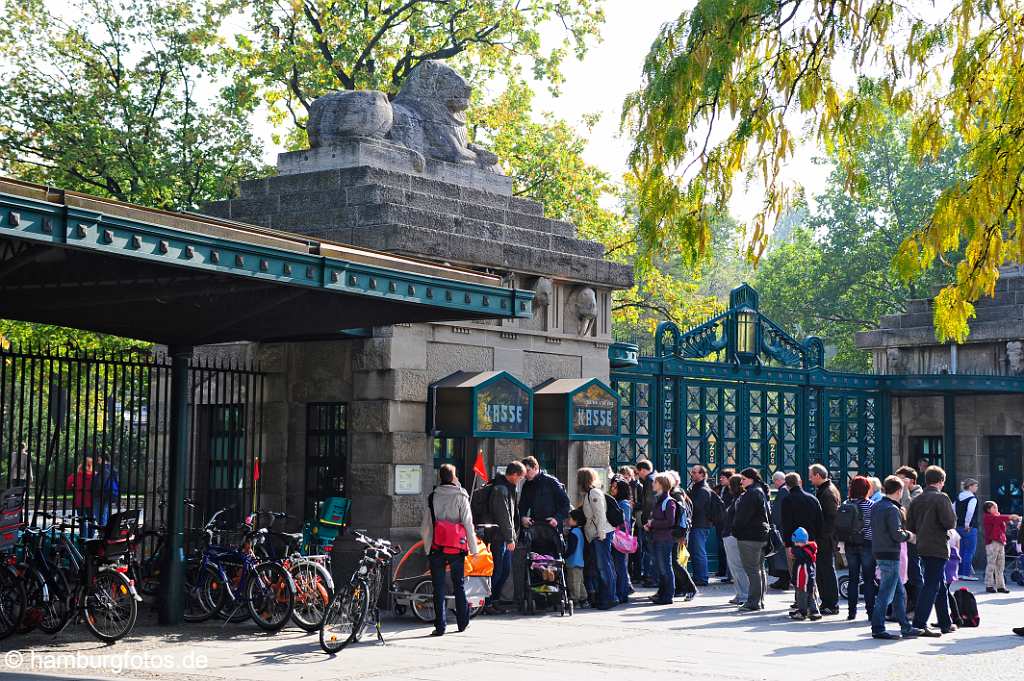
[{"xmin": 0, "ymin": 345, "xmax": 263, "ymax": 535}]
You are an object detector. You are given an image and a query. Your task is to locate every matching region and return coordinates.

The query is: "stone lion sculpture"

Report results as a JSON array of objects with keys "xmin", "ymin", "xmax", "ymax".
[
  {"xmin": 305, "ymin": 60, "xmax": 500, "ymax": 171},
  {"xmin": 572, "ymin": 287, "xmax": 598, "ymax": 336}
]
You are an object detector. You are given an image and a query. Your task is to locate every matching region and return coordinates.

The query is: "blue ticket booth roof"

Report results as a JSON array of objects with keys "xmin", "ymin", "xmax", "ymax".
[{"xmin": 430, "ymin": 371, "xmax": 534, "ymax": 439}]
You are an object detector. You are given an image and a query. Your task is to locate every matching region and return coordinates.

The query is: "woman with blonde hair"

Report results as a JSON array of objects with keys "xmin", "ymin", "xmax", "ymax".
[{"xmin": 578, "ymin": 467, "xmax": 617, "ymax": 609}]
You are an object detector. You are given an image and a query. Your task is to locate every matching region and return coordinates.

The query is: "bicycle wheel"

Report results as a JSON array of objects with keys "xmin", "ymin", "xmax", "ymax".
[
  {"xmin": 15, "ymin": 563, "xmax": 46, "ymax": 634},
  {"xmin": 319, "ymin": 582, "xmax": 369, "ymax": 654},
  {"xmin": 38, "ymin": 566, "xmax": 73, "ymax": 635},
  {"xmin": 410, "ymin": 578, "xmax": 435, "ymax": 623},
  {"xmin": 217, "ymin": 562, "xmax": 250, "ymax": 623},
  {"xmin": 183, "ymin": 562, "xmax": 226, "ymax": 623},
  {"xmin": 136, "ymin": 531, "xmax": 164, "ymax": 598},
  {"xmin": 83, "ymin": 569, "xmax": 138, "ymax": 643},
  {"xmin": 246, "ymin": 562, "xmax": 294, "ymax": 632},
  {"xmin": 289, "ymin": 560, "xmax": 333, "ymax": 632},
  {"xmin": 0, "ymin": 565, "xmax": 27, "ymax": 641}
]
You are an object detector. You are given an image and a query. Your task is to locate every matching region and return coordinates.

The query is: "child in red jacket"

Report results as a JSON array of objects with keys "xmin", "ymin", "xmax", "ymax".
[
  {"xmin": 790, "ymin": 527, "xmax": 822, "ymax": 621},
  {"xmin": 982, "ymin": 501, "xmax": 1021, "ymax": 593}
]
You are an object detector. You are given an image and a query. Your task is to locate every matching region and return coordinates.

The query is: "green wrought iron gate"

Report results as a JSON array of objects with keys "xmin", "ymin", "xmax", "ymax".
[{"xmin": 612, "ymin": 285, "xmax": 889, "ymax": 493}]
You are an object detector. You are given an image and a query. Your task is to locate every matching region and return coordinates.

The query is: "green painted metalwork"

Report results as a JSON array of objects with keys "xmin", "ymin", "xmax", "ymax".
[
  {"xmin": 0, "ymin": 181, "xmax": 533, "ymax": 326},
  {"xmin": 608, "ymin": 342, "xmax": 640, "ymax": 368},
  {"xmin": 613, "ymin": 284, "xmax": 887, "ymax": 493}
]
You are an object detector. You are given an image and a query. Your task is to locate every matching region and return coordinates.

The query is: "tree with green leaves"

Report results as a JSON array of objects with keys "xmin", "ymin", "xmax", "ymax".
[
  {"xmin": 0, "ymin": 0, "xmax": 266, "ymax": 211},
  {"xmin": 624, "ymin": 0, "xmax": 1024, "ymax": 343},
  {"xmin": 755, "ymin": 119, "xmax": 961, "ymax": 370},
  {"xmin": 230, "ymin": 0, "xmax": 605, "ymax": 148}
]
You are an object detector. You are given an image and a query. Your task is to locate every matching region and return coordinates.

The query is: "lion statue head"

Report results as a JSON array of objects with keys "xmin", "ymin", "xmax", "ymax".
[{"xmin": 388, "ymin": 60, "xmax": 499, "ymax": 170}]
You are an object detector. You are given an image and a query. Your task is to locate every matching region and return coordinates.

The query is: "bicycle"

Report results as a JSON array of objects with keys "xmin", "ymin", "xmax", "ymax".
[
  {"xmin": 319, "ymin": 530, "xmax": 398, "ymax": 654},
  {"xmin": 248, "ymin": 510, "xmax": 334, "ymax": 633},
  {"xmin": 135, "ymin": 488, "xmax": 198, "ymax": 599},
  {"xmin": 35, "ymin": 511, "xmax": 142, "ymax": 643},
  {"xmin": 0, "ymin": 550, "xmax": 27, "ymax": 640},
  {"xmin": 183, "ymin": 507, "xmax": 295, "ymax": 632}
]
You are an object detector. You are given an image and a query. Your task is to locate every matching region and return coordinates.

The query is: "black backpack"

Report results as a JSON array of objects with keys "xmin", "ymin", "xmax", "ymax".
[
  {"xmin": 605, "ymin": 494, "xmax": 625, "ymax": 527},
  {"xmin": 952, "ymin": 587, "xmax": 980, "ymax": 627},
  {"xmin": 470, "ymin": 483, "xmax": 495, "ymax": 524},
  {"xmin": 834, "ymin": 500, "xmax": 865, "ymax": 543}
]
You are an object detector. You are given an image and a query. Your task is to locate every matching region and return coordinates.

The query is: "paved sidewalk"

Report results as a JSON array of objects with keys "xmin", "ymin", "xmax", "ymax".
[{"xmin": 6, "ymin": 583, "xmax": 1023, "ymax": 681}]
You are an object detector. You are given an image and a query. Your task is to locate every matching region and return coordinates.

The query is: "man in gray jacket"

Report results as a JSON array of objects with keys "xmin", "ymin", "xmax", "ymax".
[
  {"xmin": 907, "ymin": 465, "xmax": 957, "ymax": 636},
  {"xmin": 870, "ymin": 476, "xmax": 921, "ymax": 639},
  {"xmin": 421, "ymin": 464, "xmax": 479, "ymax": 636}
]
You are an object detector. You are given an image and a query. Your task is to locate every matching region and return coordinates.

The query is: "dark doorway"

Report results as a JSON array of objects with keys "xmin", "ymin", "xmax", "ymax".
[
  {"xmin": 910, "ymin": 436, "xmax": 944, "ymax": 474},
  {"xmin": 989, "ymin": 436, "xmax": 1023, "ymax": 515},
  {"xmin": 305, "ymin": 403, "xmax": 348, "ymax": 523}
]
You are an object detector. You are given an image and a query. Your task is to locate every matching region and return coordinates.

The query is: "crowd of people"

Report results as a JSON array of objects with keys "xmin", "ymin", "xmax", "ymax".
[{"xmin": 419, "ymin": 456, "xmax": 1023, "ymax": 640}]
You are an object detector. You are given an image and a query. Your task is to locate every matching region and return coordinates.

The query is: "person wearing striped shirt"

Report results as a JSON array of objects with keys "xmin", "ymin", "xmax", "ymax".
[{"xmin": 844, "ymin": 476, "xmax": 877, "ymax": 621}]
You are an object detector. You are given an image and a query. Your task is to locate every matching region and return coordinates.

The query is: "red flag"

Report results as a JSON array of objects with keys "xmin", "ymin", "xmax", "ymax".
[
  {"xmin": 253, "ymin": 458, "xmax": 261, "ymax": 482},
  {"xmin": 472, "ymin": 450, "xmax": 488, "ymax": 483}
]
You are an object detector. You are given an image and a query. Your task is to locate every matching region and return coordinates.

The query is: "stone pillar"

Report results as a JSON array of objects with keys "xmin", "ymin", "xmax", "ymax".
[
  {"xmin": 254, "ymin": 343, "xmax": 291, "ymax": 518},
  {"xmin": 349, "ymin": 325, "xmax": 430, "ymax": 543}
]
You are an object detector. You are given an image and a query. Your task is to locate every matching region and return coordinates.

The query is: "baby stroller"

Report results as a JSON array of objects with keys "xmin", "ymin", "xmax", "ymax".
[
  {"xmin": 391, "ymin": 525, "xmax": 492, "ymax": 623},
  {"xmin": 1006, "ymin": 520, "xmax": 1024, "ymax": 587},
  {"xmin": 520, "ymin": 524, "xmax": 572, "ymax": 617}
]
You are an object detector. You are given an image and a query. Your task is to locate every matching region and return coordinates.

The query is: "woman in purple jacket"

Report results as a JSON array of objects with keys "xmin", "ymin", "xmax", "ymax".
[{"xmin": 644, "ymin": 473, "xmax": 678, "ymax": 605}]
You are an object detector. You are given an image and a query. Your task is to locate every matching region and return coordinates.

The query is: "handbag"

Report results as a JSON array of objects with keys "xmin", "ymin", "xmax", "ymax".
[
  {"xmin": 612, "ymin": 527, "xmax": 638, "ymax": 554},
  {"xmin": 761, "ymin": 490, "xmax": 784, "ymax": 558},
  {"xmin": 429, "ymin": 492, "xmax": 468, "ymax": 554}
]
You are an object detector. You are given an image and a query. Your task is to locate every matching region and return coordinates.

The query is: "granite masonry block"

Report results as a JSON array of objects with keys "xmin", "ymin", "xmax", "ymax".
[
  {"xmin": 448, "ymin": 233, "xmax": 504, "ymax": 265},
  {"xmin": 272, "ymin": 190, "xmax": 346, "ymax": 215},
  {"xmin": 357, "ymin": 203, "xmax": 455, "ymax": 232},
  {"xmin": 510, "ymin": 196, "xmax": 545, "ymax": 217},
  {"xmin": 461, "ymin": 201, "xmax": 508, "ymax": 224},
  {"xmin": 392, "ymin": 494, "xmax": 428, "ymax": 527},
  {"xmin": 380, "ymin": 225, "xmax": 453, "ymax": 256},
  {"xmin": 451, "ymin": 216, "xmax": 504, "ymax": 241},
  {"xmin": 238, "ymin": 178, "xmax": 270, "ymax": 197},
  {"xmin": 200, "ymin": 201, "xmax": 231, "ymax": 219},
  {"xmin": 552, "ymin": 234, "xmax": 603, "ymax": 258},
  {"xmin": 411, "ymin": 177, "xmax": 462, "ymax": 199},
  {"xmin": 270, "ymin": 207, "xmax": 359, "ymax": 233},
  {"xmin": 508, "ymin": 211, "xmax": 551, "ymax": 233},
  {"xmin": 337, "ymin": 166, "xmax": 413, "ymax": 190},
  {"xmin": 549, "ymin": 220, "xmax": 576, "ymax": 239},
  {"xmin": 347, "ymin": 463, "xmax": 390, "ymax": 497},
  {"xmin": 503, "ymin": 226, "xmax": 551, "ymax": 250},
  {"xmin": 403, "ymin": 189, "xmax": 462, "ymax": 216},
  {"xmin": 265, "ymin": 169, "xmax": 345, "ymax": 195},
  {"xmin": 458, "ymin": 185, "xmax": 510, "ymax": 210},
  {"xmin": 227, "ymin": 196, "xmax": 283, "ymax": 218}
]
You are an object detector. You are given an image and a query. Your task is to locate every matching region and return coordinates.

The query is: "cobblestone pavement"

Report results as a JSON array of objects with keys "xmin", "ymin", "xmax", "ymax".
[{"xmin": 5, "ymin": 583, "xmax": 1022, "ymax": 681}]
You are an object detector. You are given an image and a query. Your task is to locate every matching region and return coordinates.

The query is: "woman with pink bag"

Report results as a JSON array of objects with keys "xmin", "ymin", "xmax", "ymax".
[{"xmin": 609, "ymin": 476, "xmax": 637, "ymax": 604}]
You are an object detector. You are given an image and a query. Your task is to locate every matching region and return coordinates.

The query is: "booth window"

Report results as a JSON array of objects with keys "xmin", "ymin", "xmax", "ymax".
[
  {"xmin": 532, "ymin": 441, "xmax": 557, "ymax": 474},
  {"xmin": 305, "ymin": 403, "xmax": 347, "ymax": 523},
  {"xmin": 909, "ymin": 435, "xmax": 942, "ymax": 471},
  {"xmin": 433, "ymin": 437, "xmax": 465, "ymax": 482}
]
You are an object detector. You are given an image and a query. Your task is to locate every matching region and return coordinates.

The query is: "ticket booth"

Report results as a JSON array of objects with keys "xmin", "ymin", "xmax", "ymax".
[
  {"xmin": 428, "ymin": 371, "xmax": 534, "ymax": 483},
  {"xmin": 532, "ymin": 378, "xmax": 619, "ymax": 489}
]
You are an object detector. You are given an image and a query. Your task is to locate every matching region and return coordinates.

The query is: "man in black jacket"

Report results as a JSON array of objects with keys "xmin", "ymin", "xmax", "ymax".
[
  {"xmin": 769, "ymin": 471, "xmax": 791, "ymax": 589},
  {"xmin": 635, "ymin": 460, "xmax": 657, "ymax": 586},
  {"xmin": 687, "ymin": 465, "xmax": 715, "ymax": 586},
  {"xmin": 781, "ymin": 473, "xmax": 823, "ymax": 545},
  {"xmin": 809, "ymin": 464, "xmax": 841, "ymax": 615},
  {"xmin": 485, "ymin": 461, "xmax": 525, "ymax": 613},
  {"xmin": 519, "ymin": 456, "xmax": 571, "ymax": 529}
]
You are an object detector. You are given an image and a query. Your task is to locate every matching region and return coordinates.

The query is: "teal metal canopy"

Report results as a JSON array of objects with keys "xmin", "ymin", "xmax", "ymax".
[
  {"xmin": 0, "ymin": 178, "xmax": 533, "ymax": 345},
  {"xmin": 430, "ymin": 371, "xmax": 534, "ymax": 439},
  {"xmin": 534, "ymin": 377, "xmax": 620, "ymax": 441}
]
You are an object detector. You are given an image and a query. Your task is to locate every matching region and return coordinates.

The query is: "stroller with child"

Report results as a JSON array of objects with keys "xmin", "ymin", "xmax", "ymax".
[{"xmin": 519, "ymin": 524, "xmax": 572, "ymax": 617}]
